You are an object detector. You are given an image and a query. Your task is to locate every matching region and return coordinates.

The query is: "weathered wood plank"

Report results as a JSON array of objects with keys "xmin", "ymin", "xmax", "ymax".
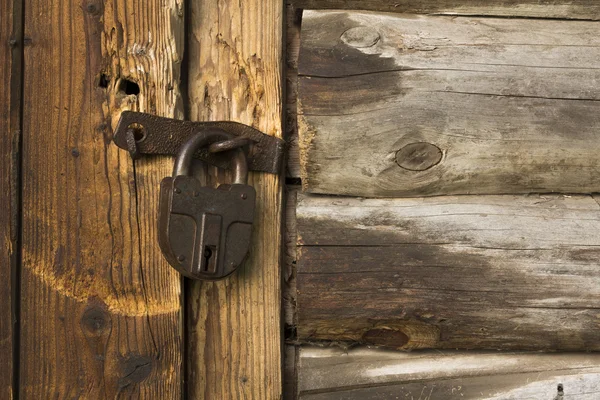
[
  {"xmin": 0, "ymin": 0, "xmax": 22, "ymax": 397},
  {"xmin": 298, "ymin": 11, "xmax": 600, "ymax": 197},
  {"xmin": 298, "ymin": 347, "xmax": 600, "ymax": 399},
  {"xmin": 292, "ymin": 0, "xmax": 600, "ymax": 20},
  {"xmin": 296, "ymin": 193, "xmax": 600, "ymax": 351},
  {"xmin": 186, "ymin": 0, "xmax": 284, "ymax": 398},
  {"xmin": 284, "ymin": 345, "xmax": 299, "ymax": 400},
  {"xmin": 286, "ymin": 6, "xmax": 302, "ymax": 179},
  {"xmin": 283, "ymin": 188, "xmax": 300, "ymax": 400},
  {"xmin": 20, "ymin": 0, "xmax": 184, "ymax": 397},
  {"xmin": 285, "ymin": 186, "xmax": 300, "ymax": 329}
]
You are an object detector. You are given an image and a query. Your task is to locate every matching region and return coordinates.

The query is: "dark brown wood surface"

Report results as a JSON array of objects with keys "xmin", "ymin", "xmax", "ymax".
[
  {"xmin": 20, "ymin": 0, "xmax": 184, "ymax": 397},
  {"xmin": 286, "ymin": 6, "xmax": 302, "ymax": 179},
  {"xmin": 185, "ymin": 0, "xmax": 284, "ymax": 398},
  {"xmin": 297, "ymin": 11, "xmax": 600, "ymax": 197},
  {"xmin": 0, "ymin": 0, "xmax": 22, "ymax": 397},
  {"xmin": 292, "ymin": 0, "xmax": 600, "ymax": 19},
  {"xmin": 296, "ymin": 193, "xmax": 600, "ymax": 351}
]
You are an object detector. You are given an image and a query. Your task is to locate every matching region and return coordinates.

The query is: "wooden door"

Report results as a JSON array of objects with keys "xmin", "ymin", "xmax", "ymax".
[{"xmin": 1, "ymin": 0, "xmax": 283, "ymax": 398}]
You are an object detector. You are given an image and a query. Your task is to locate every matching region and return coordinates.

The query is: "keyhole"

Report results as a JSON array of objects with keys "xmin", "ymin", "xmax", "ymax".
[{"xmin": 203, "ymin": 246, "xmax": 216, "ymax": 272}]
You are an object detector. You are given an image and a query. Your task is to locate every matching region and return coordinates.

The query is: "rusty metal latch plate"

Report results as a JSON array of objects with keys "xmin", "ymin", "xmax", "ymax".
[{"xmin": 113, "ymin": 111, "xmax": 285, "ymax": 174}]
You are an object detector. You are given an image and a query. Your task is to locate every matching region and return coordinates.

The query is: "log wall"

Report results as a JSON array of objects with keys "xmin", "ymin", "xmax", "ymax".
[
  {"xmin": 296, "ymin": 193, "xmax": 600, "ymax": 351},
  {"xmin": 298, "ymin": 11, "xmax": 600, "ymax": 197}
]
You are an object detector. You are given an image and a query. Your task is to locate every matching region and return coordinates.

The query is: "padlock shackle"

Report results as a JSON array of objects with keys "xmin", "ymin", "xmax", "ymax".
[{"xmin": 173, "ymin": 130, "xmax": 248, "ymax": 184}]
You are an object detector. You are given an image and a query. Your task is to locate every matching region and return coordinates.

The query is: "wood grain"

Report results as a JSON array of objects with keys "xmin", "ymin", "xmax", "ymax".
[
  {"xmin": 298, "ymin": 11, "xmax": 600, "ymax": 197},
  {"xmin": 20, "ymin": 0, "xmax": 184, "ymax": 397},
  {"xmin": 283, "ymin": 188, "xmax": 300, "ymax": 400},
  {"xmin": 284, "ymin": 186, "xmax": 299, "ymax": 329},
  {"xmin": 286, "ymin": 6, "xmax": 302, "ymax": 179},
  {"xmin": 186, "ymin": 0, "xmax": 284, "ymax": 398},
  {"xmin": 291, "ymin": 0, "xmax": 600, "ymax": 19},
  {"xmin": 284, "ymin": 345, "xmax": 299, "ymax": 400},
  {"xmin": 0, "ymin": 0, "xmax": 22, "ymax": 397},
  {"xmin": 298, "ymin": 346, "xmax": 600, "ymax": 399},
  {"xmin": 296, "ymin": 193, "xmax": 600, "ymax": 351}
]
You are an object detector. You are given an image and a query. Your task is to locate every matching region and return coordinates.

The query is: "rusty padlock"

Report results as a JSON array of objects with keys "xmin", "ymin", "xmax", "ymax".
[{"xmin": 158, "ymin": 130, "xmax": 256, "ymax": 280}]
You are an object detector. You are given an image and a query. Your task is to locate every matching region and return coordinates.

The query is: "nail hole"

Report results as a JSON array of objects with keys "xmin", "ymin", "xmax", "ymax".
[
  {"xmin": 126, "ymin": 123, "xmax": 146, "ymax": 142},
  {"xmin": 98, "ymin": 73, "xmax": 110, "ymax": 88},
  {"xmin": 118, "ymin": 78, "xmax": 140, "ymax": 96},
  {"xmin": 86, "ymin": 3, "xmax": 99, "ymax": 15}
]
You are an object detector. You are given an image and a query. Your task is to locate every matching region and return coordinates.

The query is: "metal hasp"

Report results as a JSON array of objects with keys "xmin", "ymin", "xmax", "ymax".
[
  {"xmin": 113, "ymin": 111, "xmax": 285, "ymax": 174},
  {"xmin": 157, "ymin": 131, "xmax": 256, "ymax": 280}
]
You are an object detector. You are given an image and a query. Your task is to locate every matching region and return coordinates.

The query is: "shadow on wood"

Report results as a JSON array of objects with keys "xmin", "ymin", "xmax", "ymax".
[{"xmin": 296, "ymin": 193, "xmax": 600, "ymax": 351}]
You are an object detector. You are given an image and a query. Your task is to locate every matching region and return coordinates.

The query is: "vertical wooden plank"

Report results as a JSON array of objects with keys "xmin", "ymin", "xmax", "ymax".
[
  {"xmin": 284, "ymin": 187, "xmax": 300, "ymax": 400},
  {"xmin": 186, "ymin": 0, "xmax": 284, "ymax": 398},
  {"xmin": 285, "ymin": 5, "xmax": 302, "ymax": 179},
  {"xmin": 284, "ymin": 345, "xmax": 299, "ymax": 400},
  {"xmin": 20, "ymin": 0, "xmax": 184, "ymax": 397},
  {"xmin": 0, "ymin": 0, "xmax": 22, "ymax": 397}
]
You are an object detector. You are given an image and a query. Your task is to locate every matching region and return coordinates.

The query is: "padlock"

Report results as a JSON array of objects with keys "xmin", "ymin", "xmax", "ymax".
[{"xmin": 158, "ymin": 130, "xmax": 256, "ymax": 280}]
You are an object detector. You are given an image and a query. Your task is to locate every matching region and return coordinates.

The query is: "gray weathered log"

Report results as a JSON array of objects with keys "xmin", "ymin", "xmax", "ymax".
[
  {"xmin": 291, "ymin": 0, "xmax": 600, "ymax": 20},
  {"xmin": 298, "ymin": 346, "xmax": 600, "ymax": 399},
  {"xmin": 298, "ymin": 11, "xmax": 600, "ymax": 197},
  {"xmin": 296, "ymin": 193, "xmax": 600, "ymax": 351}
]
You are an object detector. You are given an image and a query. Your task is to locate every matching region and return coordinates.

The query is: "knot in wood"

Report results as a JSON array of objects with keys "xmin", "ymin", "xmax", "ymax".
[
  {"xmin": 80, "ymin": 306, "xmax": 111, "ymax": 336},
  {"xmin": 395, "ymin": 142, "xmax": 443, "ymax": 171},
  {"xmin": 341, "ymin": 27, "xmax": 380, "ymax": 48},
  {"xmin": 85, "ymin": 1, "xmax": 101, "ymax": 15}
]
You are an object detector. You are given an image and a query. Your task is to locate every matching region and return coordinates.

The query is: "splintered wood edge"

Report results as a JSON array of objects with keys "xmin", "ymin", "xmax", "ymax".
[{"xmin": 297, "ymin": 104, "xmax": 315, "ymax": 192}]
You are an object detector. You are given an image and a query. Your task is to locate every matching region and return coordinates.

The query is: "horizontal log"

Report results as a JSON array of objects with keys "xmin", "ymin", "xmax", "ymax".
[
  {"xmin": 292, "ymin": 0, "xmax": 600, "ymax": 20},
  {"xmin": 296, "ymin": 193, "xmax": 600, "ymax": 351},
  {"xmin": 299, "ymin": 347, "xmax": 600, "ymax": 399},
  {"xmin": 298, "ymin": 11, "xmax": 600, "ymax": 197}
]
